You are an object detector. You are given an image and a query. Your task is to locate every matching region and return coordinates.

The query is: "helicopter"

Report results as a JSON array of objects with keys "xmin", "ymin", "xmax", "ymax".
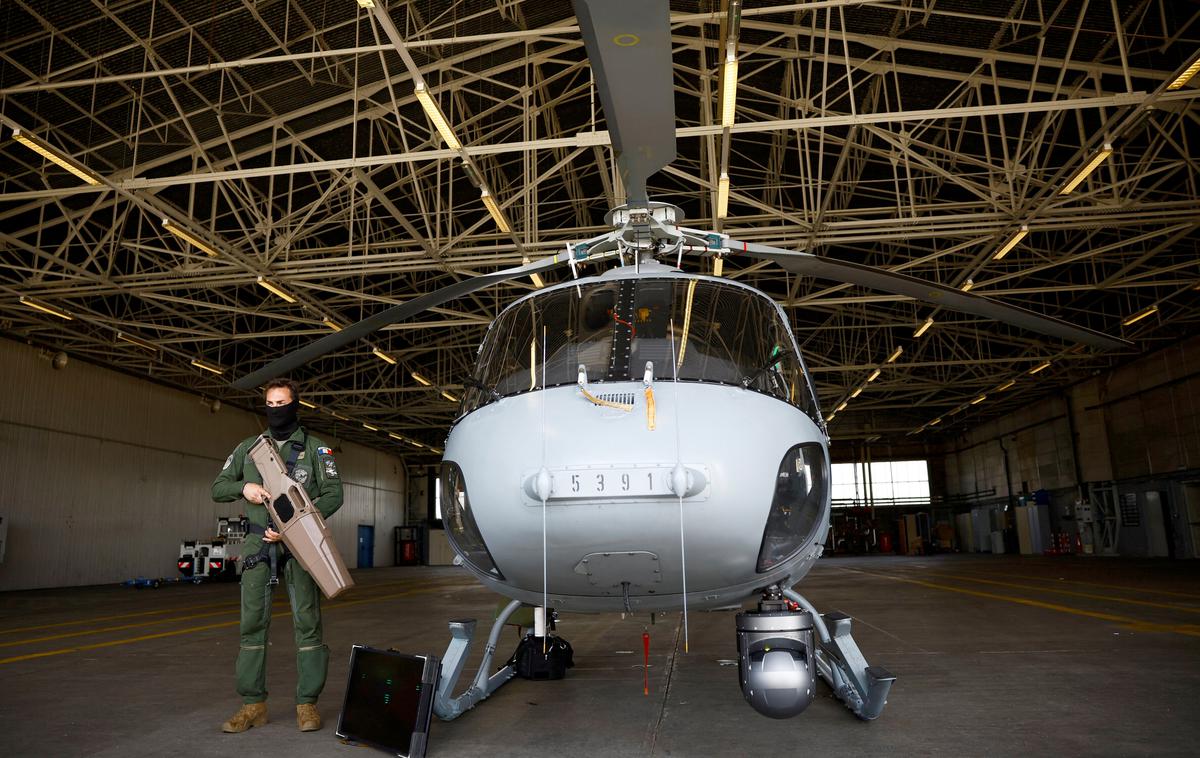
[{"xmin": 234, "ymin": 0, "xmax": 1129, "ymax": 723}]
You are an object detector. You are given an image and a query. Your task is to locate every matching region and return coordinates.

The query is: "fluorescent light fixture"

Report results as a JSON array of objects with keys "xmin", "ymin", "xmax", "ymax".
[
  {"xmin": 826, "ymin": 412, "xmax": 836, "ymax": 423},
  {"xmin": 441, "ymin": 391, "xmax": 459, "ymax": 402},
  {"xmin": 19, "ymin": 296, "xmax": 72, "ymax": 320},
  {"xmin": 713, "ymin": 256, "xmax": 724, "ymax": 277},
  {"xmin": 1121, "ymin": 306, "xmax": 1157, "ymax": 326},
  {"xmin": 961, "ymin": 278, "xmax": 974, "ymax": 292},
  {"xmin": 11, "ymin": 128, "xmax": 103, "ymax": 186},
  {"xmin": 362, "ymin": 423, "xmax": 379, "ymax": 431},
  {"xmin": 886, "ymin": 346, "xmax": 903, "ymax": 363},
  {"xmin": 116, "ymin": 331, "xmax": 156, "ymax": 351},
  {"xmin": 411, "ymin": 371, "xmax": 432, "ymax": 386},
  {"xmin": 970, "ymin": 395, "xmax": 987, "ymax": 405},
  {"xmin": 431, "ymin": 447, "xmax": 444, "ymax": 455},
  {"xmin": 867, "ymin": 368, "xmax": 881, "ymax": 382},
  {"xmin": 331, "ymin": 412, "xmax": 349, "ymax": 420},
  {"xmin": 995, "ymin": 379, "xmax": 1016, "ymax": 392},
  {"xmin": 522, "ymin": 257, "xmax": 545, "ymax": 288},
  {"xmin": 716, "ymin": 173, "xmax": 730, "ymax": 219},
  {"xmin": 322, "ymin": 318, "xmax": 342, "ymax": 332},
  {"xmin": 372, "ymin": 348, "xmax": 397, "ymax": 365},
  {"xmin": 356, "ymin": 0, "xmax": 375, "ymax": 8},
  {"xmin": 413, "ymin": 82, "xmax": 462, "ymax": 150},
  {"xmin": 929, "ymin": 417, "xmax": 942, "ymax": 426},
  {"xmin": 409, "ymin": 439, "xmax": 425, "ymax": 449},
  {"xmin": 1060, "ymin": 144, "xmax": 1113, "ymax": 195},
  {"xmin": 191, "ymin": 357, "xmax": 224, "ymax": 375},
  {"xmin": 256, "ymin": 276, "xmax": 296, "ymax": 303},
  {"xmin": 1029, "ymin": 360, "xmax": 1052, "ymax": 375},
  {"xmin": 299, "ymin": 399, "xmax": 317, "ymax": 409},
  {"xmin": 850, "ymin": 387, "xmax": 863, "ymax": 399},
  {"xmin": 388, "ymin": 432, "xmax": 404, "ymax": 441},
  {"xmin": 480, "ymin": 188, "xmax": 512, "ymax": 233},
  {"xmin": 913, "ymin": 317, "xmax": 934, "ymax": 338},
  {"xmin": 1167, "ymin": 55, "xmax": 1200, "ymax": 90},
  {"xmin": 835, "ymin": 400, "xmax": 848, "ymax": 412},
  {"xmin": 163, "ymin": 218, "xmax": 219, "ymax": 257},
  {"xmin": 720, "ymin": 56, "xmax": 738, "ymax": 128},
  {"xmin": 993, "ymin": 225, "xmax": 1028, "ymax": 260}
]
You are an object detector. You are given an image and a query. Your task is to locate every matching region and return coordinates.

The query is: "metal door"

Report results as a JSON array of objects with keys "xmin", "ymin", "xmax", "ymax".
[{"xmin": 357, "ymin": 524, "xmax": 374, "ymax": 569}]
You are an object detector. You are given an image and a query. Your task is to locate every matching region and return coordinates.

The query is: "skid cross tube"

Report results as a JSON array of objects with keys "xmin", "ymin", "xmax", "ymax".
[
  {"xmin": 433, "ymin": 598, "xmax": 523, "ymax": 720},
  {"xmin": 783, "ymin": 587, "xmax": 896, "ymax": 720}
]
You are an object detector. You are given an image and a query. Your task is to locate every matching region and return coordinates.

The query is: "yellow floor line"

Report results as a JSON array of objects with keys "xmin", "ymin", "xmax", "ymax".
[
  {"xmin": 920, "ymin": 571, "xmax": 1200, "ymax": 614},
  {"xmin": 0, "ymin": 599, "xmax": 243, "ymax": 635},
  {"xmin": 851, "ymin": 569, "xmax": 1200, "ymax": 638},
  {"xmin": 920, "ymin": 567, "xmax": 1200, "ymax": 601},
  {"xmin": 0, "ymin": 584, "xmax": 451, "ymax": 666}
]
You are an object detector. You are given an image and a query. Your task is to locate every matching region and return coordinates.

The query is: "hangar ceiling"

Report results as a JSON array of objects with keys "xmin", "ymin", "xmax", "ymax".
[{"xmin": 2, "ymin": 0, "xmax": 1199, "ymax": 456}]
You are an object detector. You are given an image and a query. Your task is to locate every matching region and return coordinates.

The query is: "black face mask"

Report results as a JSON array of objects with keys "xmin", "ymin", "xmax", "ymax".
[{"xmin": 266, "ymin": 399, "xmax": 300, "ymax": 440}]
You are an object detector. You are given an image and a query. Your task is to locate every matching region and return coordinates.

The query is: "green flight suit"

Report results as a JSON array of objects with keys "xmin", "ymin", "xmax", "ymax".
[{"xmin": 211, "ymin": 426, "xmax": 344, "ymax": 705}]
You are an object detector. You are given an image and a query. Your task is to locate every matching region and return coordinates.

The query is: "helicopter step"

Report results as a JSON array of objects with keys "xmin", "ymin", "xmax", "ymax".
[
  {"xmin": 433, "ymin": 601, "xmax": 573, "ymax": 720},
  {"xmin": 782, "ymin": 587, "xmax": 895, "ymax": 720},
  {"xmin": 433, "ymin": 598, "xmax": 522, "ymax": 720}
]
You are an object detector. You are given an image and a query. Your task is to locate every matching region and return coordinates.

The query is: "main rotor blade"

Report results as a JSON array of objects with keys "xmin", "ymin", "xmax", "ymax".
[
  {"xmin": 574, "ymin": 0, "xmax": 675, "ymax": 207},
  {"xmin": 231, "ymin": 256, "xmax": 565, "ymax": 391},
  {"xmin": 730, "ymin": 240, "xmax": 1132, "ymax": 350}
]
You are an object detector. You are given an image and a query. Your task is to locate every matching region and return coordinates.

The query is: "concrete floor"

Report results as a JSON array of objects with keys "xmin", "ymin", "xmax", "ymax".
[{"xmin": 1, "ymin": 554, "xmax": 1198, "ymax": 757}]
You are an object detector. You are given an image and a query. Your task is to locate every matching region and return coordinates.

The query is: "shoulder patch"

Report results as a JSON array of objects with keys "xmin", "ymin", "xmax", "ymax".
[{"xmin": 317, "ymin": 446, "xmax": 332, "ymax": 455}]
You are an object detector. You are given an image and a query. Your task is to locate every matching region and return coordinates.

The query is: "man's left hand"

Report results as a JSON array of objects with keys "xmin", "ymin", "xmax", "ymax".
[{"xmin": 263, "ymin": 528, "xmax": 282, "ymax": 543}]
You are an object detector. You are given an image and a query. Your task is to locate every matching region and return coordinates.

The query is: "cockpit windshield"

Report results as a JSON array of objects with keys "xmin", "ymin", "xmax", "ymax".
[{"xmin": 460, "ymin": 276, "xmax": 818, "ymax": 420}]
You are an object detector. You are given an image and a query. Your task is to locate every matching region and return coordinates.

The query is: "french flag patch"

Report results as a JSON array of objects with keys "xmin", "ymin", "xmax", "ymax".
[{"xmin": 317, "ymin": 446, "xmax": 332, "ymax": 455}]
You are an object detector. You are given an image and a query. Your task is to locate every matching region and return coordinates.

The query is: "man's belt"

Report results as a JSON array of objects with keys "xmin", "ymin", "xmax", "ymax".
[{"xmin": 247, "ymin": 436, "xmax": 354, "ymax": 599}]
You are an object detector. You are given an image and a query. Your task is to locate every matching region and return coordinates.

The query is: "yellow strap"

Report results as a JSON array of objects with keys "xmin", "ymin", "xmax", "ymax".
[
  {"xmin": 644, "ymin": 387, "xmax": 656, "ymax": 430},
  {"xmin": 579, "ymin": 386, "xmax": 633, "ymax": 412}
]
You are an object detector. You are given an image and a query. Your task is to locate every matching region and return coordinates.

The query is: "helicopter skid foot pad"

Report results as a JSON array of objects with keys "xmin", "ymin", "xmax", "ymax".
[
  {"xmin": 433, "ymin": 599, "xmax": 523, "ymax": 721},
  {"xmin": 783, "ymin": 589, "xmax": 895, "ymax": 721}
]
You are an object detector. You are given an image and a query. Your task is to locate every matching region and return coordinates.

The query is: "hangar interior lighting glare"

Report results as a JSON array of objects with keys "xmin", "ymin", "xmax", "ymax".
[
  {"xmin": 993, "ymin": 225, "xmax": 1028, "ymax": 260},
  {"xmin": 913, "ymin": 317, "xmax": 934, "ymax": 338},
  {"xmin": 163, "ymin": 218, "xmax": 220, "ymax": 257},
  {"xmin": 12, "ymin": 128, "xmax": 103, "ymax": 186},
  {"xmin": 716, "ymin": 173, "xmax": 730, "ymax": 219},
  {"xmin": 886, "ymin": 346, "xmax": 903, "ymax": 363},
  {"xmin": 1122, "ymin": 306, "xmax": 1158, "ymax": 326},
  {"xmin": 116, "ymin": 331, "xmax": 157, "ymax": 351},
  {"xmin": 414, "ymin": 82, "xmax": 462, "ymax": 150},
  {"xmin": 480, "ymin": 188, "xmax": 512, "ymax": 234},
  {"xmin": 372, "ymin": 348, "xmax": 397, "ymax": 365},
  {"xmin": 191, "ymin": 357, "xmax": 224, "ymax": 375},
  {"xmin": 356, "ymin": 0, "xmax": 375, "ymax": 8},
  {"xmin": 322, "ymin": 318, "xmax": 342, "ymax": 332},
  {"xmin": 721, "ymin": 56, "xmax": 739, "ymax": 128},
  {"xmin": 970, "ymin": 395, "xmax": 987, "ymax": 405},
  {"xmin": 411, "ymin": 371, "xmax": 433, "ymax": 386},
  {"xmin": 1060, "ymin": 144, "xmax": 1113, "ymax": 195},
  {"xmin": 961, "ymin": 278, "xmax": 974, "ymax": 292},
  {"xmin": 1167, "ymin": 55, "xmax": 1200, "ymax": 90},
  {"xmin": 19, "ymin": 296, "xmax": 72, "ymax": 320},
  {"xmin": 362, "ymin": 423, "xmax": 379, "ymax": 431},
  {"xmin": 867, "ymin": 368, "xmax": 881, "ymax": 382},
  {"xmin": 299, "ymin": 399, "xmax": 317, "ymax": 409},
  {"xmin": 1029, "ymin": 361, "xmax": 1052, "ymax": 375},
  {"xmin": 256, "ymin": 276, "xmax": 296, "ymax": 303},
  {"xmin": 441, "ymin": 390, "xmax": 459, "ymax": 403},
  {"xmin": 994, "ymin": 379, "xmax": 1016, "ymax": 392}
]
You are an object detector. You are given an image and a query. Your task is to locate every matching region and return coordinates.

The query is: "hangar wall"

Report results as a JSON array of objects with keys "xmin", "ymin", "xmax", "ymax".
[
  {"xmin": 941, "ymin": 335, "xmax": 1200, "ymax": 557},
  {"xmin": 0, "ymin": 339, "xmax": 407, "ymax": 591}
]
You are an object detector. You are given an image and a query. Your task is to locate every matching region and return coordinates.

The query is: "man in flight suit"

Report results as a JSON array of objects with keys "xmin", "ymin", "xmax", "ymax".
[{"xmin": 212, "ymin": 378, "xmax": 344, "ymax": 733}]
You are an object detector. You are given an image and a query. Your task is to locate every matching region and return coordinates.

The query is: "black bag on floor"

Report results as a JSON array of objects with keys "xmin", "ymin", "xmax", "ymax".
[{"xmin": 509, "ymin": 634, "xmax": 574, "ymax": 680}]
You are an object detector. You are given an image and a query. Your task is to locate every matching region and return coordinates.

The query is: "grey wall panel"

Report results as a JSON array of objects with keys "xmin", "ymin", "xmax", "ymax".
[{"xmin": 0, "ymin": 339, "xmax": 406, "ymax": 590}]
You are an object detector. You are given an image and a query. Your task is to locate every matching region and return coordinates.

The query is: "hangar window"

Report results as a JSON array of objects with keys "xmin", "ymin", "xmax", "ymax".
[{"xmin": 832, "ymin": 460, "xmax": 930, "ymax": 507}]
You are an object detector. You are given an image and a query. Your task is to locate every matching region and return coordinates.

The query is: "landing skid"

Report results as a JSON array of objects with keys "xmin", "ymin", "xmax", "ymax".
[
  {"xmin": 433, "ymin": 598, "xmax": 523, "ymax": 721},
  {"xmin": 781, "ymin": 588, "xmax": 896, "ymax": 720}
]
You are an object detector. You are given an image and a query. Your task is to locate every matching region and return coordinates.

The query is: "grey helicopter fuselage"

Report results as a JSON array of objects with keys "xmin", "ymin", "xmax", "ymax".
[{"xmin": 440, "ymin": 260, "xmax": 832, "ymax": 613}]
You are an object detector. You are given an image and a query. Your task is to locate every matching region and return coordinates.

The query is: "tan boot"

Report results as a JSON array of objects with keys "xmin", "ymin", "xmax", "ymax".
[
  {"xmin": 296, "ymin": 703, "xmax": 322, "ymax": 732},
  {"xmin": 222, "ymin": 702, "xmax": 268, "ymax": 733}
]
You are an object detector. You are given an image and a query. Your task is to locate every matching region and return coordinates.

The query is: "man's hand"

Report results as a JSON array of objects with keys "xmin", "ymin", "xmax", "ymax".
[
  {"xmin": 242, "ymin": 482, "xmax": 271, "ymax": 504},
  {"xmin": 263, "ymin": 528, "xmax": 282, "ymax": 543}
]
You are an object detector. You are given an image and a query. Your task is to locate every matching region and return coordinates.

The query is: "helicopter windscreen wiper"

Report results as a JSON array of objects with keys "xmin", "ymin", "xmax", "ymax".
[{"xmin": 462, "ymin": 375, "xmax": 501, "ymax": 402}]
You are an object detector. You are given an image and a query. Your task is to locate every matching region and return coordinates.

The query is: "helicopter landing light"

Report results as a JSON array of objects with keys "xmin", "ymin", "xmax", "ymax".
[{"xmin": 522, "ymin": 464, "xmax": 709, "ymax": 504}]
